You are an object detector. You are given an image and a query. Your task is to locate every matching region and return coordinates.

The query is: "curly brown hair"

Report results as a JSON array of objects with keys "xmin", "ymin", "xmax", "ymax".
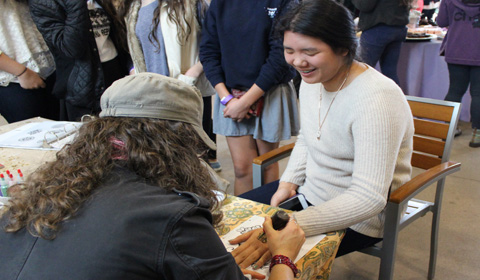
[{"xmin": 2, "ymin": 117, "xmax": 222, "ymax": 239}]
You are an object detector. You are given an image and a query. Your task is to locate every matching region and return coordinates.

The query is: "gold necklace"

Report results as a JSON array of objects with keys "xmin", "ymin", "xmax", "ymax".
[{"xmin": 316, "ymin": 69, "xmax": 350, "ymax": 140}]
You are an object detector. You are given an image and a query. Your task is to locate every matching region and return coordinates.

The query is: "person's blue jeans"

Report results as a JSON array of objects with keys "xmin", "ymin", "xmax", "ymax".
[
  {"xmin": 360, "ymin": 24, "xmax": 407, "ymax": 85},
  {"xmin": 445, "ymin": 63, "xmax": 480, "ymax": 129},
  {"xmin": 239, "ymin": 180, "xmax": 382, "ymax": 257}
]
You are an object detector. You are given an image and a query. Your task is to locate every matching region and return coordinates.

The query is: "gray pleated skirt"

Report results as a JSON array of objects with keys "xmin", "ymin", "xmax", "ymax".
[{"xmin": 213, "ymin": 82, "xmax": 300, "ymax": 143}]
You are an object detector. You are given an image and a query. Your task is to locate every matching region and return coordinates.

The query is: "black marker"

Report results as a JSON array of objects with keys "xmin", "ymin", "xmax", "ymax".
[{"xmin": 271, "ymin": 210, "xmax": 290, "ymax": 231}]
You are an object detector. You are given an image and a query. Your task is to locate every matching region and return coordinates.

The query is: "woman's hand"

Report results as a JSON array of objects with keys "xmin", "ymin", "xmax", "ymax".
[
  {"xmin": 229, "ymin": 228, "xmax": 270, "ymax": 269},
  {"xmin": 18, "ymin": 68, "xmax": 46, "ymax": 89},
  {"xmin": 264, "ymin": 215, "xmax": 305, "ymax": 259},
  {"xmin": 270, "ymin": 182, "xmax": 298, "ymax": 207},
  {"xmin": 223, "ymin": 98, "xmax": 252, "ymax": 122},
  {"xmin": 241, "ymin": 268, "xmax": 266, "ymax": 279}
]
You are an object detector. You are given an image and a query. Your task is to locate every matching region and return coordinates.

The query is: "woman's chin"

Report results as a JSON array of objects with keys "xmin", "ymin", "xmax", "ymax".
[{"xmin": 300, "ymin": 74, "xmax": 321, "ymax": 84}]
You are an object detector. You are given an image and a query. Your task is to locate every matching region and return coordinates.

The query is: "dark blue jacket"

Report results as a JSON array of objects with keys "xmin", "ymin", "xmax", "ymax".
[{"xmin": 199, "ymin": 0, "xmax": 296, "ymax": 92}]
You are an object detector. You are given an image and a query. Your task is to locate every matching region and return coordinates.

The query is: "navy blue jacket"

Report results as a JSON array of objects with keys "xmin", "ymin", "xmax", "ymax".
[{"xmin": 199, "ymin": 0, "xmax": 296, "ymax": 92}]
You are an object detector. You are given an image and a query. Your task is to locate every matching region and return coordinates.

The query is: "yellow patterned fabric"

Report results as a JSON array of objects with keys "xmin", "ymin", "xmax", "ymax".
[{"xmin": 217, "ymin": 196, "xmax": 345, "ymax": 280}]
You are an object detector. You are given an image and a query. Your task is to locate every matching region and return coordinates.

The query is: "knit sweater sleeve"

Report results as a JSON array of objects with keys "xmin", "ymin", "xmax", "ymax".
[
  {"xmin": 280, "ymin": 129, "xmax": 307, "ymax": 186},
  {"xmin": 292, "ymin": 70, "xmax": 413, "ymax": 237}
]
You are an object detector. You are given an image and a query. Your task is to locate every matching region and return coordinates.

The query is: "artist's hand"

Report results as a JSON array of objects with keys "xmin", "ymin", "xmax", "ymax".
[
  {"xmin": 264, "ymin": 216, "xmax": 305, "ymax": 260},
  {"xmin": 223, "ymin": 98, "xmax": 251, "ymax": 122},
  {"xmin": 230, "ymin": 228, "xmax": 270, "ymax": 269},
  {"xmin": 241, "ymin": 268, "xmax": 266, "ymax": 279},
  {"xmin": 271, "ymin": 182, "xmax": 298, "ymax": 207},
  {"xmin": 18, "ymin": 68, "xmax": 45, "ymax": 89}
]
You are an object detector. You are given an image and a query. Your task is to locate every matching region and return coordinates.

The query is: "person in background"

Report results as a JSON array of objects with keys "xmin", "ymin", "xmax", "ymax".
[
  {"xmin": 232, "ymin": 0, "xmax": 414, "ymax": 269},
  {"xmin": 119, "ymin": 0, "xmax": 221, "ymax": 171},
  {"xmin": 29, "ymin": 0, "xmax": 132, "ymax": 121},
  {"xmin": 437, "ymin": 0, "xmax": 480, "ymax": 147},
  {"xmin": 200, "ymin": 0, "xmax": 300, "ymax": 195},
  {"xmin": 421, "ymin": 0, "xmax": 440, "ymax": 25},
  {"xmin": 352, "ymin": 0, "xmax": 413, "ymax": 85},
  {"xmin": 0, "ymin": 0, "xmax": 59, "ymax": 123},
  {"xmin": 0, "ymin": 73, "xmax": 304, "ymax": 280}
]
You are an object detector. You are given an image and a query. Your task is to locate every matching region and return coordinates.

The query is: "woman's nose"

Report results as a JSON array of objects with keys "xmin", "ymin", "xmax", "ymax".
[{"xmin": 292, "ymin": 56, "xmax": 307, "ymax": 68}]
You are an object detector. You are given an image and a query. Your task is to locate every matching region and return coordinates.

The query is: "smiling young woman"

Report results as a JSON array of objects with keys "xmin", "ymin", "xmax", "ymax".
[{"xmin": 236, "ymin": 0, "xmax": 415, "ymax": 267}]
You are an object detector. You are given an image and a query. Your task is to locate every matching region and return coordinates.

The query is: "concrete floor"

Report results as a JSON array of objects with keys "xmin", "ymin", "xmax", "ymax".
[{"xmin": 214, "ymin": 120, "xmax": 480, "ymax": 280}]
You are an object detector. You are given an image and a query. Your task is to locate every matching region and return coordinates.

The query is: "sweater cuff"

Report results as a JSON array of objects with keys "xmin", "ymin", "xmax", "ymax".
[{"xmin": 178, "ymin": 74, "xmax": 197, "ymax": 86}]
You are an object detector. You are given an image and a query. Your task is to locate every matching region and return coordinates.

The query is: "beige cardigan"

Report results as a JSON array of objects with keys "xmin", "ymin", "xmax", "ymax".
[{"xmin": 125, "ymin": 0, "xmax": 214, "ymax": 96}]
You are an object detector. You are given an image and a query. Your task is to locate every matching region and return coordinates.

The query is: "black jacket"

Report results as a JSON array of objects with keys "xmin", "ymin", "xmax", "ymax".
[
  {"xmin": 29, "ymin": 0, "xmax": 130, "ymax": 110},
  {"xmin": 0, "ymin": 167, "xmax": 246, "ymax": 279}
]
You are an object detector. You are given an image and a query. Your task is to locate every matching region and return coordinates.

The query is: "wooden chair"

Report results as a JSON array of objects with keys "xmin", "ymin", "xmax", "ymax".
[{"xmin": 252, "ymin": 96, "xmax": 462, "ymax": 279}]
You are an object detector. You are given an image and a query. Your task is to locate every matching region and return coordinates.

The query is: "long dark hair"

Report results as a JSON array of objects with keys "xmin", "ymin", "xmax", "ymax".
[
  {"xmin": 2, "ymin": 117, "xmax": 222, "ymax": 239},
  {"xmin": 276, "ymin": 0, "xmax": 358, "ymax": 65},
  {"xmin": 119, "ymin": 0, "xmax": 197, "ymax": 49},
  {"xmin": 96, "ymin": 0, "xmax": 129, "ymax": 53}
]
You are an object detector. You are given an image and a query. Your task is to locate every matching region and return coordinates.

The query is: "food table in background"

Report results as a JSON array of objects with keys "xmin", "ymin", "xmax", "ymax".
[
  {"xmin": 219, "ymin": 196, "xmax": 345, "ymax": 280},
  {"xmin": 397, "ymin": 38, "xmax": 471, "ymax": 122}
]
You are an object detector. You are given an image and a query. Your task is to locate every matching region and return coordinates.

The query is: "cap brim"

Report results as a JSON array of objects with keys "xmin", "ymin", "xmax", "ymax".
[{"xmin": 192, "ymin": 125, "xmax": 217, "ymax": 150}]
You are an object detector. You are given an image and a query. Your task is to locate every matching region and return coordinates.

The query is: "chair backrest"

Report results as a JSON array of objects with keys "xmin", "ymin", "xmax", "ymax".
[
  {"xmin": 407, "ymin": 96, "xmax": 461, "ymax": 168},
  {"xmin": 363, "ymin": 96, "xmax": 462, "ymax": 280}
]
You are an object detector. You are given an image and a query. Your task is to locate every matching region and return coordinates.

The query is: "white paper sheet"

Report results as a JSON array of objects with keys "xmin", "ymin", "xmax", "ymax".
[
  {"xmin": 0, "ymin": 121, "xmax": 81, "ymax": 150},
  {"xmin": 220, "ymin": 215, "xmax": 326, "ymax": 279}
]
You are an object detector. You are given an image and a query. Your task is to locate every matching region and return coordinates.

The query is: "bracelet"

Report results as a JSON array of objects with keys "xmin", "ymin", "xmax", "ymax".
[
  {"xmin": 269, "ymin": 255, "xmax": 299, "ymax": 277},
  {"xmin": 16, "ymin": 66, "xmax": 28, "ymax": 77},
  {"xmin": 220, "ymin": 94, "xmax": 234, "ymax": 105}
]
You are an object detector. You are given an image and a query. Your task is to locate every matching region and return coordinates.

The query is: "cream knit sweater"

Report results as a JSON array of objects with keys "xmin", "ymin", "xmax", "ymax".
[{"xmin": 283, "ymin": 66, "xmax": 414, "ymax": 238}]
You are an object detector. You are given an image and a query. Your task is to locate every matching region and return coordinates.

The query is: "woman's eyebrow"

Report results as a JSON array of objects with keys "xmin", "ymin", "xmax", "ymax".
[{"xmin": 283, "ymin": 46, "xmax": 319, "ymax": 52}]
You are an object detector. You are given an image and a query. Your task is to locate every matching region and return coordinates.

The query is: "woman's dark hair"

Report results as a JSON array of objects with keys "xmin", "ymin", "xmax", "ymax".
[
  {"xmin": 97, "ymin": 0, "xmax": 129, "ymax": 53},
  {"xmin": 2, "ymin": 117, "xmax": 222, "ymax": 239},
  {"xmin": 276, "ymin": 0, "xmax": 358, "ymax": 65}
]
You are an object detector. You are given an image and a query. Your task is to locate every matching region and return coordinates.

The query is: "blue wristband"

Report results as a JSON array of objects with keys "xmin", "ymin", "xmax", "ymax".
[{"xmin": 220, "ymin": 94, "xmax": 234, "ymax": 105}]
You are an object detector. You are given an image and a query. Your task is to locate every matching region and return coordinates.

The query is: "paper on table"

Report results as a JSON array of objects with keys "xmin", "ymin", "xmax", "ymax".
[
  {"xmin": 0, "ymin": 121, "xmax": 81, "ymax": 150},
  {"xmin": 220, "ymin": 215, "xmax": 326, "ymax": 279}
]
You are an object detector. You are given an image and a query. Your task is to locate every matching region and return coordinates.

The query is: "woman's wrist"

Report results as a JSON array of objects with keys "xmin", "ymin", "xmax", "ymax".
[
  {"xmin": 220, "ymin": 94, "xmax": 234, "ymax": 105},
  {"xmin": 269, "ymin": 255, "xmax": 299, "ymax": 277},
  {"xmin": 16, "ymin": 66, "xmax": 28, "ymax": 77}
]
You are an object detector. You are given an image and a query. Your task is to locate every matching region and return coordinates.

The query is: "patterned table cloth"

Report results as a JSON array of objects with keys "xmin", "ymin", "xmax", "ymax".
[{"xmin": 218, "ymin": 195, "xmax": 345, "ymax": 280}]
